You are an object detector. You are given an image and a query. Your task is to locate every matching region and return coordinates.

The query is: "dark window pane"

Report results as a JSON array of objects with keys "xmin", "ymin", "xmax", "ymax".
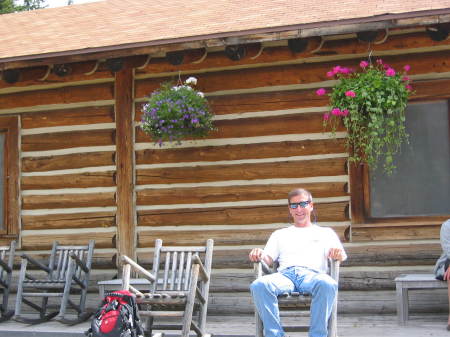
[{"xmin": 369, "ymin": 101, "xmax": 450, "ymax": 217}]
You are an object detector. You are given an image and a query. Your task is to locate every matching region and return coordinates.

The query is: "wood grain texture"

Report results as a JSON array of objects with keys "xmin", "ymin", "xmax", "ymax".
[
  {"xmin": 22, "ymin": 129, "xmax": 115, "ymax": 152},
  {"xmin": 137, "ymin": 181, "xmax": 347, "ymax": 205},
  {"xmin": 22, "ymin": 192, "xmax": 116, "ymax": 210},
  {"xmin": 21, "ymin": 105, "xmax": 115, "ymax": 129},
  {"xmin": 22, "ymin": 211, "xmax": 116, "ymax": 230},
  {"xmin": 22, "ymin": 151, "xmax": 115, "ymax": 172},
  {"xmin": 136, "ymin": 112, "xmax": 344, "ymax": 142},
  {"xmin": 138, "ymin": 225, "xmax": 348, "ymax": 247},
  {"xmin": 21, "ymin": 171, "xmax": 115, "ymax": 190},
  {"xmin": 114, "ymin": 66, "xmax": 136, "ymax": 260},
  {"xmin": 0, "ymin": 82, "xmax": 114, "ymax": 110},
  {"xmin": 21, "ymin": 231, "xmax": 115, "ymax": 250},
  {"xmin": 136, "ymin": 138, "xmax": 346, "ymax": 165},
  {"xmin": 138, "ymin": 201, "xmax": 349, "ymax": 227},
  {"xmin": 136, "ymin": 157, "xmax": 347, "ymax": 185}
]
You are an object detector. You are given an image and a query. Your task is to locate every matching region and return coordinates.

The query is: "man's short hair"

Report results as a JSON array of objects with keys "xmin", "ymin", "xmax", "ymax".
[{"xmin": 288, "ymin": 188, "xmax": 313, "ymax": 203}]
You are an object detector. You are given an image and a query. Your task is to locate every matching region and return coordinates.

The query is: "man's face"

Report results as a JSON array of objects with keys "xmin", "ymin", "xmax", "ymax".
[{"xmin": 288, "ymin": 193, "xmax": 313, "ymax": 225}]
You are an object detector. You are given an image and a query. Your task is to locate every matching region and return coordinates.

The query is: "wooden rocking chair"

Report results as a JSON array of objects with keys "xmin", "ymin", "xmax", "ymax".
[
  {"xmin": 0, "ymin": 240, "xmax": 16, "ymax": 321},
  {"xmin": 14, "ymin": 240, "xmax": 95, "ymax": 324},
  {"xmin": 121, "ymin": 239, "xmax": 214, "ymax": 337},
  {"xmin": 254, "ymin": 259, "xmax": 340, "ymax": 337}
]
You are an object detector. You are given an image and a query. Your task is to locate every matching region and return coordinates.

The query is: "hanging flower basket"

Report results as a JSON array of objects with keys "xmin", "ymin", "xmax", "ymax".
[
  {"xmin": 317, "ymin": 59, "xmax": 413, "ymax": 174},
  {"xmin": 141, "ymin": 77, "xmax": 214, "ymax": 145}
]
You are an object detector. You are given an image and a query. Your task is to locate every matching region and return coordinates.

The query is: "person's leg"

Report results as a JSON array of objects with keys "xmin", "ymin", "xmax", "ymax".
[
  {"xmin": 250, "ymin": 272, "xmax": 295, "ymax": 337},
  {"xmin": 445, "ymin": 259, "xmax": 450, "ymax": 328},
  {"xmin": 291, "ymin": 268, "xmax": 337, "ymax": 337}
]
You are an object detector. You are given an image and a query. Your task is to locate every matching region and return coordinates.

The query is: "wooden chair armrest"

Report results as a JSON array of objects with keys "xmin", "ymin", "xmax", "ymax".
[
  {"xmin": 329, "ymin": 259, "xmax": 340, "ymax": 282},
  {"xmin": 121, "ymin": 255, "xmax": 156, "ymax": 282},
  {"xmin": 192, "ymin": 255, "xmax": 209, "ymax": 282},
  {"xmin": 69, "ymin": 252, "xmax": 89, "ymax": 273},
  {"xmin": 253, "ymin": 260, "xmax": 275, "ymax": 278},
  {"xmin": 21, "ymin": 253, "xmax": 50, "ymax": 273}
]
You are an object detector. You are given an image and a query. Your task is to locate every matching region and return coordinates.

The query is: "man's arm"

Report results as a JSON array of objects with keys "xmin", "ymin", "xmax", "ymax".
[{"xmin": 249, "ymin": 248, "xmax": 273, "ymax": 266}]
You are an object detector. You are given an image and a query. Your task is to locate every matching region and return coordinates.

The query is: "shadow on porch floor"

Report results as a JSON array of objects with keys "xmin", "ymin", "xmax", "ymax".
[{"xmin": 0, "ymin": 314, "xmax": 447, "ymax": 337}]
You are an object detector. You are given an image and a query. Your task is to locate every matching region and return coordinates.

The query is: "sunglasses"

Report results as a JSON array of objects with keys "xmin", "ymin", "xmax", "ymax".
[{"xmin": 289, "ymin": 201, "xmax": 311, "ymax": 209}]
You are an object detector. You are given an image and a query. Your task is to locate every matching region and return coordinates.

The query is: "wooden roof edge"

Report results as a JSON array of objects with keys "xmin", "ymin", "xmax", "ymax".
[{"xmin": 1, "ymin": 10, "xmax": 450, "ymax": 70}]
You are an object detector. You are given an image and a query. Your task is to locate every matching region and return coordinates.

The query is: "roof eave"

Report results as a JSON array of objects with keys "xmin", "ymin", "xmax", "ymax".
[{"xmin": 2, "ymin": 9, "xmax": 450, "ymax": 70}]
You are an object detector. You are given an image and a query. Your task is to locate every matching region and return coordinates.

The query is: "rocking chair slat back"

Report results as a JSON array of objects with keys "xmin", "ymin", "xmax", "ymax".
[{"xmin": 14, "ymin": 240, "xmax": 95, "ymax": 324}]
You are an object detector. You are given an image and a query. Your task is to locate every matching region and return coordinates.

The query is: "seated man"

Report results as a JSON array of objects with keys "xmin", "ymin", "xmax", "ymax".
[
  {"xmin": 434, "ymin": 219, "xmax": 450, "ymax": 330},
  {"xmin": 249, "ymin": 188, "xmax": 347, "ymax": 337}
]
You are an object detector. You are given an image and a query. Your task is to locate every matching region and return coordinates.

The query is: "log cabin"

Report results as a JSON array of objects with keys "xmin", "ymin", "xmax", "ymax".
[{"xmin": 0, "ymin": 0, "xmax": 449, "ymax": 315}]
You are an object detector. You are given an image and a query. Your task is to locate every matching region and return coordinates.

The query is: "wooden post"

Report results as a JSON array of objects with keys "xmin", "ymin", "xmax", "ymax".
[{"xmin": 115, "ymin": 66, "xmax": 136, "ymax": 264}]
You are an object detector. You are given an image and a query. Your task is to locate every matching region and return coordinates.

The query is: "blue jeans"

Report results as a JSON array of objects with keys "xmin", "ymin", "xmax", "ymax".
[{"xmin": 250, "ymin": 266, "xmax": 337, "ymax": 337}]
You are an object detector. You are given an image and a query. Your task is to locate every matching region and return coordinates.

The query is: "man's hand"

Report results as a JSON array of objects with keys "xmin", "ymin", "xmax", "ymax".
[
  {"xmin": 249, "ymin": 248, "xmax": 264, "ymax": 262},
  {"xmin": 444, "ymin": 267, "xmax": 450, "ymax": 281},
  {"xmin": 328, "ymin": 248, "xmax": 345, "ymax": 261}
]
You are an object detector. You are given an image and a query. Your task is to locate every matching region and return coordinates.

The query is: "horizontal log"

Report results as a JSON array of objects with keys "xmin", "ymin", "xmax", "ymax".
[
  {"xmin": 22, "ymin": 211, "xmax": 116, "ymax": 230},
  {"xmin": 138, "ymin": 225, "xmax": 347, "ymax": 248},
  {"xmin": 207, "ymin": 289, "xmax": 448, "ymax": 315},
  {"xmin": 134, "ymin": 31, "xmax": 450, "ymax": 77},
  {"xmin": 138, "ymin": 201, "xmax": 349, "ymax": 227},
  {"xmin": 136, "ymin": 157, "xmax": 347, "ymax": 185},
  {"xmin": 136, "ymin": 138, "xmax": 346, "ymax": 165},
  {"xmin": 21, "ymin": 105, "xmax": 115, "ymax": 129},
  {"xmin": 137, "ymin": 181, "xmax": 347, "ymax": 205},
  {"xmin": 21, "ymin": 231, "xmax": 115, "ymax": 250},
  {"xmin": 22, "ymin": 192, "xmax": 116, "ymax": 210},
  {"xmin": 21, "ymin": 171, "xmax": 115, "ymax": 190},
  {"xmin": 0, "ymin": 82, "xmax": 114, "ymax": 110},
  {"xmin": 136, "ymin": 112, "xmax": 344, "ymax": 142},
  {"xmin": 351, "ymin": 222, "xmax": 442, "ymax": 241},
  {"xmin": 22, "ymin": 129, "xmax": 115, "ymax": 152},
  {"xmin": 206, "ymin": 266, "xmax": 440, "ymax": 293},
  {"xmin": 136, "ymin": 77, "xmax": 450, "ymax": 121},
  {"xmin": 134, "ymin": 88, "xmax": 329, "ymax": 120},
  {"xmin": 22, "ymin": 151, "xmax": 115, "ymax": 172},
  {"xmin": 135, "ymin": 50, "xmax": 450, "ymax": 98}
]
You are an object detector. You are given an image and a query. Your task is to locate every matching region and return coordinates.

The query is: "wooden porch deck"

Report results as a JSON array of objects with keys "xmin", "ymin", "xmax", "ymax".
[{"xmin": 0, "ymin": 313, "xmax": 447, "ymax": 337}]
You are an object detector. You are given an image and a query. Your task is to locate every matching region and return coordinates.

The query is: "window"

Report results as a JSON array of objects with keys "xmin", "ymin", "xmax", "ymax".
[
  {"xmin": 0, "ymin": 116, "xmax": 19, "ymax": 238},
  {"xmin": 350, "ymin": 100, "xmax": 450, "ymax": 223}
]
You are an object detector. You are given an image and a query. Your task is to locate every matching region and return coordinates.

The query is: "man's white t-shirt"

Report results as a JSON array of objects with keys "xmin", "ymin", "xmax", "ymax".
[{"xmin": 263, "ymin": 225, "xmax": 347, "ymax": 273}]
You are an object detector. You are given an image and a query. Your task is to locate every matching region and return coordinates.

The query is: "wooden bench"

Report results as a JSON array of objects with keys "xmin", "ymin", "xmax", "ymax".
[{"xmin": 394, "ymin": 274, "xmax": 447, "ymax": 325}]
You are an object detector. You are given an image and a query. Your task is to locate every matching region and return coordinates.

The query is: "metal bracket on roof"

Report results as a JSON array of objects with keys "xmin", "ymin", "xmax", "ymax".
[
  {"xmin": 250, "ymin": 43, "xmax": 264, "ymax": 60},
  {"xmin": 85, "ymin": 60, "xmax": 100, "ymax": 75},
  {"xmin": 373, "ymin": 28, "xmax": 390, "ymax": 45},
  {"xmin": 38, "ymin": 65, "xmax": 53, "ymax": 81},
  {"xmin": 191, "ymin": 48, "xmax": 208, "ymax": 64},
  {"xmin": 136, "ymin": 55, "xmax": 152, "ymax": 70},
  {"xmin": 310, "ymin": 36, "xmax": 325, "ymax": 54}
]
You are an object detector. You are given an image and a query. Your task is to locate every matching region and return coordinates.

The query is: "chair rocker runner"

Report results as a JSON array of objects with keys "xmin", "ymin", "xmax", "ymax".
[
  {"xmin": 121, "ymin": 239, "xmax": 214, "ymax": 337},
  {"xmin": 254, "ymin": 259, "xmax": 340, "ymax": 337},
  {"xmin": 14, "ymin": 240, "xmax": 95, "ymax": 324},
  {"xmin": 0, "ymin": 241, "xmax": 16, "ymax": 321}
]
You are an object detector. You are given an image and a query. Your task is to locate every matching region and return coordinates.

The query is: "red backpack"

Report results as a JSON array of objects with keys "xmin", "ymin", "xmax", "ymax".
[{"xmin": 86, "ymin": 290, "xmax": 144, "ymax": 337}]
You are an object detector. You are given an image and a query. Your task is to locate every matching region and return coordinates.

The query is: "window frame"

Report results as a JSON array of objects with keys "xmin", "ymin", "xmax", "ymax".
[
  {"xmin": 349, "ymin": 99, "xmax": 450, "ymax": 225},
  {"xmin": 0, "ymin": 116, "xmax": 19, "ymax": 238}
]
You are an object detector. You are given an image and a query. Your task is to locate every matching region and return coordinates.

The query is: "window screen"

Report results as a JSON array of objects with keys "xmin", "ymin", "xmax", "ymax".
[
  {"xmin": 0, "ymin": 133, "xmax": 4, "ymax": 229},
  {"xmin": 369, "ymin": 101, "xmax": 450, "ymax": 217}
]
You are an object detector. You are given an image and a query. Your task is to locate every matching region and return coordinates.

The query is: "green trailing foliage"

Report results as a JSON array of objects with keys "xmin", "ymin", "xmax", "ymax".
[{"xmin": 316, "ymin": 59, "xmax": 413, "ymax": 175}]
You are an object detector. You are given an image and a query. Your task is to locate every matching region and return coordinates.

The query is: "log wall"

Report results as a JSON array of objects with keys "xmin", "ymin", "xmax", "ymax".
[{"xmin": 0, "ymin": 27, "xmax": 449, "ymax": 314}]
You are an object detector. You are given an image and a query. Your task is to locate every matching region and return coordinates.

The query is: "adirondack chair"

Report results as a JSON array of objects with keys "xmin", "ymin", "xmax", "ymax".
[
  {"xmin": 254, "ymin": 259, "xmax": 340, "ymax": 337},
  {"xmin": 121, "ymin": 239, "xmax": 214, "ymax": 337},
  {"xmin": 14, "ymin": 240, "xmax": 95, "ymax": 324},
  {"xmin": 0, "ymin": 240, "xmax": 16, "ymax": 321}
]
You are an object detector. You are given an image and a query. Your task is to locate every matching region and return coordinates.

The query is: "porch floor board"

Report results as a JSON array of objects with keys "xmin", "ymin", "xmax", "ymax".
[{"xmin": 0, "ymin": 314, "xmax": 447, "ymax": 337}]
